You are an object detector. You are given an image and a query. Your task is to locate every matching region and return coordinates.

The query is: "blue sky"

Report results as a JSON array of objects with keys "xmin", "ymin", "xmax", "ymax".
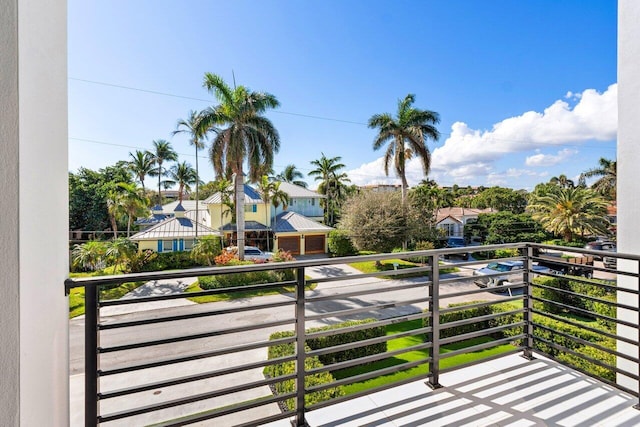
[{"xmin": 68, "ymin": 0, "xmax": 617, "ymax": 191}]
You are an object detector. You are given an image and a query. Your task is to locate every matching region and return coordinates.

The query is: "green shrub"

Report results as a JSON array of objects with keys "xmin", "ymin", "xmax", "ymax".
[
  {"xmin": 556, "ymin": 345, "xmax": 616, "ymax": 382},
  {"xmin": 140, "ymin": 251, "xmax": 200, "ymax": 271},
  {"xmin": 495, "ymin": 248, "xmax": 520, "ymax": 258},
  {"xmin": 306, "ymin": 320, "xmax": 386, "ymax": 365},
  {"xmin": 426, "ymin": 302, "xmax": 494, "ymax": 339},
  {"xmin": 328, "ymin": 230, "xmax": 357, "ymax": 257},
  {"xmin": 264, "ymin": 331, "xmax": 345, "ymax": 411}
]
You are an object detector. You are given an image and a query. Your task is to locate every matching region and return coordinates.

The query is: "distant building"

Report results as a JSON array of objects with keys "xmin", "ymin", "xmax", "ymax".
[
  {"xmin": 359, "ymin": 184, "xmax": 402, "ymax": 193},
  {"xmin": 436, "ymin": 207, "xmax": 495, "ymax": 237}
]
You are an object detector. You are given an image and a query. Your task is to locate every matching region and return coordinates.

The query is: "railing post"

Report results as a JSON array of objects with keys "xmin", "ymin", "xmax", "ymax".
[
  {"xmin": 427, "ymin": 255, "xmax": 442, "ymax": 389},
  {"xmin": 85, "ymin": 285, "xmax": 100, "ymax": 426},
  {"xmin": 294, "ymin": 267, "xmax": 307, "ymax": 426},
  {"xmin": 522, "ymin": 245, "xmax": 535, "ymax": 360}
]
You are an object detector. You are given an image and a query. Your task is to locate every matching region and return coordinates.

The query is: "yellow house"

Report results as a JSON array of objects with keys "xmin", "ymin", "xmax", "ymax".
[{"xmin": 204, "ymin": 182, "xmax": 333, "ymax": 255}]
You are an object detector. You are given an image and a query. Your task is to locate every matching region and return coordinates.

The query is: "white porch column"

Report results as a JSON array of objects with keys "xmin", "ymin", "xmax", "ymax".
[
  {"xmin": 617, "ymin": 0, "xmax": 640, "ymax": 393},
  {"xmin": 0, "ymin": 0, "xmax": 69, "ymax": 425}
]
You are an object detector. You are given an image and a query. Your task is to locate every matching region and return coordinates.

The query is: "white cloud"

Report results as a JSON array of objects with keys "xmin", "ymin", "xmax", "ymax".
[
  {"xmin": 525, "ymin": 148, "xmax": 578, "ymax": 167},
  {"xmin": 347, "ymin": 84, "xmax": 617, "ymax": 188},
  {"xmin": 431, "ymin": 84, "xmax": 617, "ymax": 171}
]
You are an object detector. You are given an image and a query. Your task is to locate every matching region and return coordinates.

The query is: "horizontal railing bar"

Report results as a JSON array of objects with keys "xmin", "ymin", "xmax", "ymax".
[
  {"xmin": 307, "ymin": 371, "xmax": 432, "ymax": 411},
  {"xmin": 99, "ymin": 336, "xmax": 296, "ymax": 376},
  {"xmin": 531, "ymin": 243, "xmax": 640, "ymax": 263},
  {"xmin": 533, "ymin": 323, "xmax": 639, "ymax": 364},
  {"xmin": 306, "ymin": 280, "xmax": 429, "ymax": 303},
  {"xmin": 533, "ymin": 283, "xmax": 632, "ymax": 311},
  {"xmin": 99, "ymin": 355, "xmax": 297, "ymax": 400},
  {"xmin": 306, "ymin": 326, "xmax": 432, "ymax": 358},
  {"xmin": 439, "ymin": 309, "xmax": 524, "ymax": 332},
  {"xmin": 307, "ymin": 357, "xmax": 430, "ymax": 394},
  {"xmin": 439, "ymin": 299, "xmax": 521, "ymax": 317},
  {"xmin": 99, "ymin": 300, "xmax": 295, "ymax": 330},
  {"xmin": 439, "ymin": 323, "xmax": 525, "ymax": 347},
  {"xmin": 532, "ymin": 296, "xmax": 637, "ymax": 329},
  {"xmin": 305, "ymin": 296, "xmax": 431, "ymax": 322},
  {"xmin": 307, "ymin": 341, "xmax": 434, "ymax": 376},
  {"xmin": 99, "ymin": 280, "xmax": 297, "ymax": 306},
  {"xmin": 440, "ymin": 335, "xmax": 526, "ymax": 359},
  {"xmin": 99, "ymin": 318, "xmax": 296, "ymax": 353},
  {"xmin": 305, "ymin": 312, "xmax": 430, "ymax": 340},
  {"xmin": 234, "ymin": 411, "xmax": 297, "ymax": 427},
  {"xmin": 533, "ymin": 336, "xmax": 640, "ymax": 380},
  {"xmin": 531, "ymin": 309, "xmax": 639, "ymax": 346},
  {"xmin": 148, "ymin": 393, "xmax": 297, "ymax": 427},
  {"xmin": 99, "ymin": 374, "xmax": 297, "ymax": 422}
]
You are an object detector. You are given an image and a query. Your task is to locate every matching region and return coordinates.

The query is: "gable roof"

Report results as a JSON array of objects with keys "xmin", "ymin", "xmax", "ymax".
[
  {"xmin": 435, "ymin": 207, "xmax": 495, "ymax": 224},
  {"xmin": 220, "ymin": 221, "xmax": 269, "ymax": 231},
  {"xmin": 277, "ymin": 182, "xmax": 324, "ymax": 198},
  {"xmin": 161, "ymin": 200, "xmax": 208, "ymax": 213},
  {"xmin": 203, "ymin": 184, "xmax": 263, "ymax": 204},
  {"xmin": 130, "ymin": 217, "xmax": 219, "ymax": 240},
  {"xmin": 273, "ymin": 211, "xmax": 333, "ymax": 233}
]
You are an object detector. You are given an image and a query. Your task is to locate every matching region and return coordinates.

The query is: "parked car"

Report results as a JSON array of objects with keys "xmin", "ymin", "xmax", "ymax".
[
  {"xmin": 444, "ymin": 237, "xmax": 469, "ymax": 260},
  {"xmin": 225, "ymin": 246, "xmax": 274, "ymax": 261},
  {"xmin": 584, "ymin": 240, "xmax": 616, "ymax": 260},
  {"xmin": 473, "ymin": 260, "xmax": 550, "ymax": 288}
]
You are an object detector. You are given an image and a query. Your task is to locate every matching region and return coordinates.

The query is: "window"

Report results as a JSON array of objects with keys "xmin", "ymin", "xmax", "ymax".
[
  {"xmin": 311, "ymin": 199, "xmax": 315, "ymax": 206},
  {"xmin": 162, "ymin": 240, "xmax": 173, "ymax": 252},
  {"xmin": 244, "ymin": 204, "xmax": 257, "ymax": 213},
  {"xmin": 184, "ymin": 239, "xmax": 194, "ymax": 251}
]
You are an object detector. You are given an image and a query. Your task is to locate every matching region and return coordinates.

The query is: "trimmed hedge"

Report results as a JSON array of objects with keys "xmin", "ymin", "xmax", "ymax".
[
  {"xmin": 264, "ymin": 319, "xmax": 386, "ymax": 410},
  {"xmin": 139, "ymin": 251, "xmax": 201, "ymax": 272},
  {"xmin": 198, "ymin": 265, "xmax": 295, "ymax": 290}
]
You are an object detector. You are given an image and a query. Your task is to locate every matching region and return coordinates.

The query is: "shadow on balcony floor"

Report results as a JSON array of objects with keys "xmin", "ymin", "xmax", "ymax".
[{"xmin": 269, "ymin": 353, "xmax": 640, "ymax": 427}]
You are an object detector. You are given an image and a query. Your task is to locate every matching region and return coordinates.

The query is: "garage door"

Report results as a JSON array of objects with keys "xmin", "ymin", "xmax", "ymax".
[
  {"xmin": 278, "ymin": 236, "xmax": 300, "ymax": 254},
  {"xmin": 305, "ymin": 235, "xmax": 325, "ymax": 254}
]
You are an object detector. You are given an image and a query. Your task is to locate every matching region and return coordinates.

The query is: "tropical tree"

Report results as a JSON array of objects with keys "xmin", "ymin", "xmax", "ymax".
[
  {"xmin": 528, "ymin": 186, "xmax": 610, "ymax": 242},
  {"xmin": 198, "ymin": 72, "xmax": 280, "ymax": 260},
  {"xmin": 309, "ymin": 153, "xmax": 348, "ymax": 225},
  {"xmin": 168, "ymin": 161, "xmax": 199, "ymax": 204},
  {"xmin": 256, "ymin": 176, "xmax": 276, "ymax": 251},
  {"xmin": 105, "ymin": 237, "xmax": 137, "ymax": 273},
  {"xmin": 105, "ymin": 189, "xmax": 122, "ymax": 238},
  {"xmin": 368, "ymin": 94, "xmax": 440, "ymax": 204},
  {"xmin": 127, "ymin": 150, "xmax": 155, "ymax": 195},
  {"xmin": 115, "ymin": 182, "xmax": 149, "ymax": 236},
  {"xmin": 276, "ymin": 164, "xmax": 308, "ymax": 188},
  {"xmin": 149, "ymin": 139, "xmax": 178, "ymax": 205},
  {"xmin": 549, "ymin": 174, "xmax": 575, "ymax": 189},
  {"xmin": 581, "ymin": 157, "xmax": 617, "ymax": 200},
  {"xmin": 271, "ymin": 182, "xmax": 290, "ymax": 211},
  {"xmin": 71, "ymin": 240, "xmax": 107, "ymax": 272},
  {"xmin": 190, "ymin": 235, "xmax": 222, "ymax": 266},
  {"xmin": 173, "ymin": 110, "xmax": 207, "ymax": 231}
]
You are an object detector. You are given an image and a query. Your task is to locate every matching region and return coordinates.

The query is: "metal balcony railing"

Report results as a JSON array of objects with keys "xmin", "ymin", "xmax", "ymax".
[{"xmin": 65, "ymin": 243, "xmax": 640, "ymax": 426}]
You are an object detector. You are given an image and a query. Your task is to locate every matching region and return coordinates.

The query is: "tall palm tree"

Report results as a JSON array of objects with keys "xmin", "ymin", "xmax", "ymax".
[
  {"xmin": 368, "ymin": 94, "xmax": 440, "ymax": 204},
  {"xmin": 127, "ymin": 150, "xmax": 154, "ymax": 195},
  {"xmin": 149, "ymin": 139, "xmax": 178, "ymax": 206},
  {"xmin": 276, "ymin": 164, "xmax": 308, "ymax": 188},
  {"xmin": 309, "ymin": 153, "xmax": 347, "ymax": 225},
  {"xmin": 105, "ymin": 189, "xmax": 121, "ymax": 238},
  {"xmin": 173, "ymin": 110, "xmax": 207, "ymax": 234},
  {"xmin": 528, "ymin": 186, "xmax": 610, "ymax": 242},
  {"xmin": 168, "ymin": 161, "xmax": 199, "ymax": 204},
  {"xmin": 581, "ymin": 157, "xmax": 617, "ymax": 200},
  {"xmin": 271, "ymin": 182, "xmax": 290, "ymax": 212},
  {"xmin": 549, "ymin": 174, "xmax": 575, "ymax": 189},
  {"xmin": 198, "ymin": 72, "xmax": 280, "ymax": 260}
]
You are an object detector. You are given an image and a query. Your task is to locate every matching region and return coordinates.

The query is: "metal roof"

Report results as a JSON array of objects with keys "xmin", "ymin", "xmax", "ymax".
[
  {"xmin": 277, "ymin": 182, "xmax": 325, "ymax": 199},
  {"xmin": 273, "ymin": 211, "xmax": 333, "ymax": 233},
  {"xmin": 130, "ymin": 217, "xmax": 219, "ymax": 240},
  {"xmin": 203, "ymin": 184, "xmax": 263, "ymax": 204},
  {"xmin": 220, "ymin": 221, "xmax": 269, "ymax": 231}
]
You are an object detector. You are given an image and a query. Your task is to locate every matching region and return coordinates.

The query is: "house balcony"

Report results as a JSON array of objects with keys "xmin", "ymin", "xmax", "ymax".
[{"xmin": 65, "ymin": 243, "xmax": 640, "ymax": 426}]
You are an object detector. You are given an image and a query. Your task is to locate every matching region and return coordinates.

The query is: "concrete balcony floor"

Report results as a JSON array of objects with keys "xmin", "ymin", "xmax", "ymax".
[{"xmin": 265, "ymin": 353, "xmax": 640, "ymax": 427}]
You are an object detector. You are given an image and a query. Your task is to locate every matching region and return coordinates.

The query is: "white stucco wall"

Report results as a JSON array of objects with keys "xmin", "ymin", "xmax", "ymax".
[
  {"xmin": 0, "ymin": 0, "xmax": 69, "ymax": 425},
  {"xmin": 617, "ymin": 0, "xmax": 640, "ymax": 393}
]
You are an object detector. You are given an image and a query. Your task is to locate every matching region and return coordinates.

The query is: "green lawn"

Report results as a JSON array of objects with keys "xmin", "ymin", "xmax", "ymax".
[
  {"xmin": 349, "ymin": 258, "xmax": 458, "ymax": 278},
  {"xmin": 333, "ymin": 319, "xmax": 515, "ymax": 394},
  {"xmin": 68, "ymin": 280, "xmax": 145, "ymax": 318}
]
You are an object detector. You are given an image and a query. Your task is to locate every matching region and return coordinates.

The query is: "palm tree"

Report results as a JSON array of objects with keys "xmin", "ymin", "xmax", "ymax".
[
  {"xmin": 549, "ymin": 174, "xmax": 575, "ymax": 189},
  {"xmin": 257, "ymin": 175, "xmax": 276, "ymax": 251},
  {"xmin": 271, "ymin": 182, "xmax": 290, "ymax": 212},
  {"xmin": 71, "ymin": 240, "xmax": 107, "ymax": 272},
  {"xmin": 105, "ymin": 189, "xmax": 121, "ymax": 238},
  {"xmin": 190, "ymin": 235, "xmax": 222, "ymax": 266},
  {"xmin": 309, "ymin": 153, "xmax": 347, "ymax": 225},
  {"xmin": 368, "ymin": 94, "xmax": 440, "ymax": 204},
  {"xmin": 198, "ymin": 72, "xmax": 280, "ymax": 260},
  {"xmin": 127, "ymin": 150, "xmax": 154, "ymax": 195},
  {"xmin": 581, "ymin": 157, "xmax": 617, "ymax": 200},
  {"xmin": 528, "ymin": 186, "xmax": 610, "ymax": 242},
  {"xmin": 116, "ymin": 182, "xmax": 149, "ymax": 237},
  {"xmin": 173, "ymin": 110, "xmax": 207, "ymax": 234},
  {"xmin": 276, "ymin": 164, "xmax": 308, "ymax": 188},
  {"xmin": 168, "ymin": 161, "xmax": 199, "ymax": 204},
  {"xmin": 105, "ymin": 237, "xmax": 137, "ymax": 273},
  {"xmin": 149, "ymin": 139, "xmax": 178, "ymax": 205}
]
